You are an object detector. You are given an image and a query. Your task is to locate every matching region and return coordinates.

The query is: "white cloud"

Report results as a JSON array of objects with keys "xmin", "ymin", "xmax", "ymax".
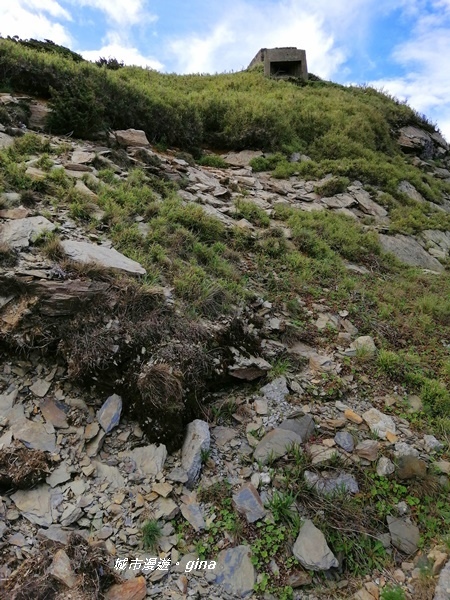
[
  {"xmin": 369, "ymin": 7, "xmax": 450, "ymax": 140},
  {"xmin": 74, "ymin": 0, "xmax": 156, "ymax": 26},
  {"xmin": 81, "ymin": 37, "xmax": 162, "ymax": 69},
  {"xmin": 166, "ymin": 1, "xmax": 347, "ymax": 78},
  {"xmin": 0, "ymin": 0, "xmax": 72, "ymax": 45}
]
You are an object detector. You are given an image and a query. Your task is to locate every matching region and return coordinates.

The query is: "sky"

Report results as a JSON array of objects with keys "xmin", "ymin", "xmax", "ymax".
[{"xmin": 1, "ymin": 0, "xmax": 450, "ymax": 140}]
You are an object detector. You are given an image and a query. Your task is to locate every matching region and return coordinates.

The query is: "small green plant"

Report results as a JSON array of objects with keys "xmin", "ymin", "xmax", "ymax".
[
  {"xmin": 234, "ymin": 198, "xmax": 270, "ymax": 227},
  {"xmin": 380, "ymin": 584, "xmax": 406, "ymax": 600},
  {"xmin": 266, "ymin": 491, "xmax": 298, "ymax": 527},
  {"xmin": 200, "ymin": 447, "xmax": 212, "ymax": 464},
  {"xmin": 142, "ymin": 519, "xmax": 162, "ymax": 551}
]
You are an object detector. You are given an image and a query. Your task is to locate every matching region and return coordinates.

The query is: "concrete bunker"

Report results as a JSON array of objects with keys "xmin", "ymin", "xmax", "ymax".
[{"xmin": 248, "ymin": 47, "xmax": 308, "ymax": 80}]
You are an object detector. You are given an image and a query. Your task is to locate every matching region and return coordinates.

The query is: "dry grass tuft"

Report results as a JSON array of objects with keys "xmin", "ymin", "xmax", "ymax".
[
  {"xmin": 0, "ymin": 242, "xmax": 18, "ymax": 267},
  {"xmin": 137, "ymin": 362, "xmax": 183, "ymax": 411},
  {"xmin": 0, "ymin": 442, "xmax": 53, "ymax": 491}
]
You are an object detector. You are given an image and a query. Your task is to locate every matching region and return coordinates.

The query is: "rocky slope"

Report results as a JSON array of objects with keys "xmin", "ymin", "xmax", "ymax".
[{"xmin": 0, "ymin": 95, "xmax": 450, "ymax": 600}]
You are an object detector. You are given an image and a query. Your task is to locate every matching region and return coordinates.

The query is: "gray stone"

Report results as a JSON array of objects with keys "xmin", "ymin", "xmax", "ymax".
[
  {"xmin": 181, "ymin": 420, "xmax": 210, "ymax": 488},
  {"xmin": 355, "ymin": 440, "xmax": 379, "ymax": 461},
  {"xmin": 351, "ymin": 188, "xmax": 388, "ymax": 217},
  {"xmin": 232, "ymin": 484, "xmax": 266, "ymax": 523},
  {"xmin": 180, "ymin": 502, "xmax": 206, "ymax": 532},
  {"xmin": 92, "ymin": 461, "xmax": 125, "ymax": 490},
  {"xmin": 350, "ymin": 336, "xmax": 376, "ymax": 355},
  {"xmin": 379, "ymin": 234, "xmax": 444, "ymax": 272},
  {"xmin": 119, "ymin": 444, "xmax": 167, "ymax": 477},
  {"xmin": 152, "ymin": 497, "xmax": 179, "ymax": 520},
  {"xmin": 0, "ymin": 131, "xmax": 14, "ymax": 148},
  {"xmin": 37, "ymin": 525, "xmax": 70, "ymax": 544},
  {"xmin": 308, "ymin": 444, "xmax": 340, "ymax": 465},
  {"xmin": 362, "ymin": 408, "xmax": 396, "ymax": 440},
  {"xmin": 0, "ymin": 216, "xmax": 55, "ymax": 249},
  {"xmin": 387, "ymin": 516, "xmax": 420, "ymax": 554},
  {"xmin": 61, "ymin": 240, "xmax": 146, "ymax": 275},
  {"xmin": 377, "ymin": 456, "xmax": 395, "ymax": 477},
  {"xmin": 11, "ymin": 485, "xmax": 53, "ymax": 526},
  {"xmin": 13, "ymin": 420, "xmax": 56, "ymax": 453},
  {"xmin": 334, "ymin": 431, "xmax": 354, "ymax": 452},
  {"xmin": 86, "ymin": 430, "xmax": 106, "ymax": 457},
  {"xmin": 30, "ymin": 378, "xmax": 52, "ymax": 398},
  {"xmin": 212, "ymin": 426, "xmax": 238, "ymax": 448},
  {"xmin": 97, "ymin": 394, "xmax": 122, "ymax": 433},
  {"xmin": 304, "ymin": 471, "xmax": 358, "ymax": 495},
  {"xmin": 394, "ymin": 442, "xmax": 419, "ymax": 458},
  {"xmin": 398, "ymin": 180, "xmax": 425, "ymax": 203},
  {"xmin": 72, "ymin": 150, "xmax": 96, "ymax": 164},
  {"xmin": 260, "ymin": 377, "xmax": 289, "ymax": 403},
  {"xmin": 229, "ymin": 354, "xmax": 272, "ymax": 380},
  {"xmin": 47, "ymin": 464, "xmax": 71, "ymax": 488},
  {"xmin": 223, "ymin": 150, "xmax": 263, "ymax": 167},
  {"xmin": 113, "ymin": 129, "xmax": 150, "ymax": 147},
  {"xmin": 49, "ymin": 549, "xmax": 79, "ymax": 588},
  {"xmin": 293, "ymin": 519, "xmax": 338, "ymax": 571},
  {"xmin": 423, "ymin": 435, "xmax": 443, "ymax": 452},
  {"xmin": 434, "ymin": 559, "xmax": 450, "ymax": 600},
  {"xmin": 254, "ymin": 428, "xmax": 302, "ymax": 465},
  {"xmin": 279, "ymin": 414, "xmax": 315, "ymax": 442},
  {"xmin": 60, "ymin": 504, "xmax": 83, "ymax": 526},
  {"xmin": 214, "ymin": 545, "xmax": 255, "ymax": 597}
]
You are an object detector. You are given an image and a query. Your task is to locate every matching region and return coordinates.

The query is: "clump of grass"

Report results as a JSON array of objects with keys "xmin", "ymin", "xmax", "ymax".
[
  {"xmin": 142, "ymin": 519, "xmax": 163, "ymax": 551},
  {"xmin": 381, "ymin": 585, "xmax": 406, "ymax": 600},
  {"xmin": 36, "ymin": 231, "xmax": 64, "ymax": 260},
  {"xmin": 234, "ymin": 198, "xmax": 270, "ymax": 227},
  {"xmin": 0, "ymin": 242, "xmax": 18, "ymax": 267},
  {"xmin": 197, "ymin": 154, "xmax": 228, "ymax": 168},
  {"xmin": 314, "ymin": 176, "xmax": 350, "ymax": 197}
]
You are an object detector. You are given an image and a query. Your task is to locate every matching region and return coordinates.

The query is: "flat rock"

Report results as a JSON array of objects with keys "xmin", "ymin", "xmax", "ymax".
[
  {"xmin": 377, "ymin": 456, "xmax": 395, "ymax": 476},
  {"xmin": 214, "ymin": 545, "xmax": 255, "ymax": 597},
  {"xmin": 260, "ymin": 377, "xmax": 289, "ymax": 403},
  {"xmin": 362, "ymin": 408, "xmax": 396, "ymax": 440},
  {"xmin": 350, "ymin": 336, "xmax": 376, "ymax": 355},
  {"xmin": 254, "ymin": 428, "xmax": 302, "ymax": 465},
  {"xmin": 180, "ymin": 502, "xmax": 206, "ymax": 532},
  {"xmin": 379, "ymin": 234, "xmax": 444, "ymax": 272},
  {"xmin": 212, "ymin": 426, "xmax": 238, "ymax": 447},
  {"xmin": 0, "ymin": 216, "xmax": 55, "ymax": 249},
  {"xmin": 223, "ymin": 150, "xmax": 262, "ymax": 167},
  {"xmin": 40, "ymin": 398, "xmax": 68, "ymax": 428},
  {"xmin": 355, "ymin": 440, "xmax": 379, "ymax": 461},
  {"xmin": 309, "ymin": 353, "xmax": 334, "ymax": 373},
  {"xmin": 279, "ymin": 414, "xmax": 315, "ymax": 442},
  {"xmin": 113, "ymin": 129, "xmax": 150, "ymax": 147},
  {"xmin": 398, "ymin": 180, "xmax": 425, "ymax": 203},
  {"xmin": 0, "ymin": 131, "xmax": 14, "ymax": 148},
  {"xmin": 97, "ymin": 394, "xmax": 122, "ymax": 433},
  {"xmin": 49, "ymin": 549, "xmax": 79, "ymax": 588},
  {"xmin": 120, "ymin": 444, "xmax": 167, "ymax": 476},
  {"xmin": 229, "ymin": 354, "xmax": 272, "ymax": 380},
  {"xmin": 293, "ymin": 519, "xmax": 338, "ymax": 571},
  {"xmin": 11, "ymin": 485, "xmax": 53, "ymax": 526},
  {"xmin": 334, "ymin": 431, "xmax": 354, "ymax": 452},
  {"xmin": 72, "ymin": 150, "xmax": 96, "ymax": 164},
  {"xmin": 304, "ymin": 471, "xmax": 359, "ymax": 495},
  {"xmin": 0, "ymin": 207, "xmax": 30, "ymax": 219},
  {"xmin": 30, "ymin": 378, "xmax": 52, "ymax": 397},
  {"xmin": 321, "ymin": 193, "xmax": 356, "ymax": 209},
  {"xmin": 387, "ymin": 516, "xmax": 420, "ymax": 554},
  {"xmin": 13, "ymin": 420, "xmax": 56, "ymax": 452},
  {"xmin": 47, "ymin": 464, "xmax": 71, "ymax": 488},
  {"xmin": 105, "ymin": 576, "xmax": 147, "ymax": 600},
  {"xmin": 232, "ymin": 484, "xmax": 266, "ymax": 523},
  {"xmin": 37, "ymin": 525, "xmax": 70, "ymax": 544},
  {"xmin": 61, "ymin": 240, "xmax": 146, "ymax": 275},
  {"xmin": 92, "ymin": 461, "xmax": 125, "ymax": 489},
  {"xmin": 181, "ymin": 420, "xmax": 210, "ymax": 488}
]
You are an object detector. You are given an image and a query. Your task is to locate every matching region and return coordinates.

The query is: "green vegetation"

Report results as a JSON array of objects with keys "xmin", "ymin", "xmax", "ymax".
[{"xmin": 141, "ymin": 519, "xmax": 162, "ymax": 551}]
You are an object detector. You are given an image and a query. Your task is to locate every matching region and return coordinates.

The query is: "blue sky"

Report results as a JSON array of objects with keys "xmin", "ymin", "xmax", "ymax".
[{"xmin": 1, "ymin": 0, "xmax": 450, "ymax": 139}]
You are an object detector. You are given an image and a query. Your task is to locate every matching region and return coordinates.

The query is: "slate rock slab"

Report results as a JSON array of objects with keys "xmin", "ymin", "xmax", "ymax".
[
  {"xmin": 362, "ymin": 408, "xmax": 396, "ymax": 440},
  {"xmin": 0, "ymin": 216, "xmax": 55, "ymax": 249},
  {"xmin": 232, "ymin": 483, "xmax": 266, "ymax": 523},
  {"xmin": 387, "ymin": 516, "xmax": 420, "ymax": 554},
  {"xmin": 11, "ymin": 485, "xmax": 53, "ymax": 526},
  {"xmin": 97, "ymin": 394, "xmax": 122, "ymax": 433},
  {"xmin": 13, "ymin": 420, "xmax": 56, "ymax": 453},
  {"xmin": 120, "ymin": 444, "xmax": 167, "ymax": 477},
  {"xmin": 61, "ymin": 240, "xmax": 146, "ymax": 275},
  {"xmin": 253, "ymin": 428, "xmax": 302, "ymax": 465},
  {"xmin": 434, "ymin": 559, "xmax": 450, "ymax": 600},
  {"xmin": 214, "ymin": 545, "xmax": 255, "ymax": 597},
  {"xmin": 334, "ymin": 431, "xmax": 354, "ymax": 452},
  {"xmin": 260, "ymin": 377, "xmax": 289, "ymax": 403},
  {"xmin": 379, "ymin": 234, "xmax": 444, "ymax": 272},
  {"xmin": 293, "ymin": 519, "xmax": 339, "ymax": 571},
  {"xmin": 181, "ymin": 420, "xmax": 210, "ymax": 488},
  {"xmin": 279, "ymin": 414, "xmax": 315, "ymax": 442}
]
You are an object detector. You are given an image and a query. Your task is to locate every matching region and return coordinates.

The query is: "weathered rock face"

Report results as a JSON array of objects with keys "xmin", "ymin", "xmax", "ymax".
[
  {"xmin": 387, "ymin": 516, "xmax": 420, "ymax": 554},
  {"xmin": 253, "ymin": 428, "xmax": 302, "ymax": 464},
  {"xmin": 214, "ymin": 545, "xmax": 255, "ymax": 597},
  {"xmin": 293, "ymin": 519, "xmax": 339, "ymax": 571},
  {"xmin": 112, "ymin": 129, "xmax": 150, "ymax": 147},
  {"xmin": 1, "ymin": 216, "xmax": 56, "ymax": 248},
  {"xmin": 181, "ymin": 420, "xmax": 210, "ymax": 488},
  {"xmin": 379, "ymin": 234, "xmax": 444, "ymax": 272},
  {"xmin": 61, "ymin": 240, "xmax": 146, "ymax": 275}
]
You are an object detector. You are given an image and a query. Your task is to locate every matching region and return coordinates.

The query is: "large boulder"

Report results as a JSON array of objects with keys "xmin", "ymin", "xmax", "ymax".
[
  {"xmin": 61, "ymin": 240, "xmax": 146, "ymax": 275},
  {"xmin": 379, "ymin": 234, "xmax": 444, "ymax": 272}
]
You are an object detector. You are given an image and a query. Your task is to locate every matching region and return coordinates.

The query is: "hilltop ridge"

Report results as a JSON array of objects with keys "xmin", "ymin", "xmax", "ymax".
[{"xmin": 0, "ymin": 38, "xmax": 450, "ymax": 600}]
